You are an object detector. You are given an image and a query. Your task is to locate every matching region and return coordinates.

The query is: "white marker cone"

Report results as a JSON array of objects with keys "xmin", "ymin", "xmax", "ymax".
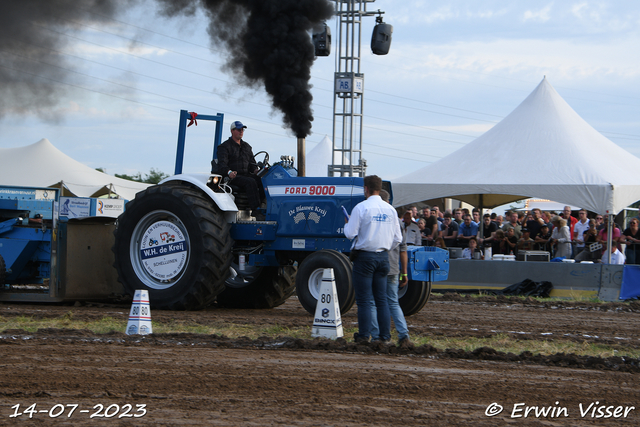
[
  {"xmin": 126, "ymin": 290, "xmax": 153, "ymax": 335},
  {"xmin": 311, "ymin": 268, "xmax": 344, "ymax": 339}
]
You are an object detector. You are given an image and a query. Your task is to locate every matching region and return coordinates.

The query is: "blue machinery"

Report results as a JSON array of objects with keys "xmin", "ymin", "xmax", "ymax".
[
  {"xmin": 0, "ymin": 110, "xmax": 450, "ymax": 308},
  {"xmin": 0, "ymin": 186, "xmax": 123, "ymax": 302},
  {"xmin": 180, "ymin": 110, "xmax": 450, "ymax": 281}
]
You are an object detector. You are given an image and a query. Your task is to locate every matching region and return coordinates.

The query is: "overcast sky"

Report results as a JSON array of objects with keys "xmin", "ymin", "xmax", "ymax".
[{"xmin": 1, "ymin": 0, "xmax": 639, "ymax": 185}]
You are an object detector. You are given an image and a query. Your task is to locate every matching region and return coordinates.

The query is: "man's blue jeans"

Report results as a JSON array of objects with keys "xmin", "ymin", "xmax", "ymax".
[
  {"xmin": 371, "ymin": 275, "xmax": 410, "ymax": 341},
  {"xmin": 352, "ymin": 251, "xmax": 390, "ymax": 341}
]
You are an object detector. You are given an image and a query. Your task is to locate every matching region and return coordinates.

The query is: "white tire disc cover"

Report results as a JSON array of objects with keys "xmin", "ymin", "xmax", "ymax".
[{"xmin": 139, "ymin": 221, "xmax": 188, "ymax": 281}]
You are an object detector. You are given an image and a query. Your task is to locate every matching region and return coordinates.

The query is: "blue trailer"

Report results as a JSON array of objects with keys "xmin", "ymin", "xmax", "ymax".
[
  {"xmin": 0, "ymin": 186, "xmax": 125, "ymax": 303},
  {"xmin": 112, "ymin": 110, "xmax": 449, "ymax": 314}
]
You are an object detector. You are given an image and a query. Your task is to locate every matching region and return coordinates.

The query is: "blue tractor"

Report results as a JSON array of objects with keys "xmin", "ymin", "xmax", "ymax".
[{"xmin": 112, "ymin": 110, "xmax": 449, "ymax": 314}]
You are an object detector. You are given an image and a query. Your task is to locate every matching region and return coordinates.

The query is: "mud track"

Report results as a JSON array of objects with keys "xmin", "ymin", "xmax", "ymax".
[{"xmin": 1, "ymin": 294, "xmax": 639, "ymax": 425}]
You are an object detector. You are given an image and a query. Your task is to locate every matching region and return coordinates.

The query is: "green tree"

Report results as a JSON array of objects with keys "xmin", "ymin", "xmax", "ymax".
[
  {"xmin": 143, "ymin": 168, "xmax": 169, "ymax": 184},
  {"xmin": 97, "ymin": 167, "xmax": 167, "ymax": 184},
  {"xmin": 115, "ymin": 172, "xmax": 143, "ymax": 182}
]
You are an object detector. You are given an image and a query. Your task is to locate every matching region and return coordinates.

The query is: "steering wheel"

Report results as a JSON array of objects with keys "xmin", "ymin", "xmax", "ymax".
[{"xmin": 254, "ymin": 151, "xmax": 270, "ymax": 176}]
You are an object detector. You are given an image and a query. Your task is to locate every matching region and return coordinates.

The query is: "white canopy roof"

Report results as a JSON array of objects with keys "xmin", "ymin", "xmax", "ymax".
[
  {"xmin": 0, "ymin": 138, "xmax": 150, "ymax": 200},
  {"xmin": 392, "ymin": 78, "xmax": 640, "ymax": 215},
  {"xmin": 305, "ymin": 135, "xmax": 350, "ymax": 177},
  {"xmin": 306, "ymin": 135, "xmax": 333, "ymax": 177}
]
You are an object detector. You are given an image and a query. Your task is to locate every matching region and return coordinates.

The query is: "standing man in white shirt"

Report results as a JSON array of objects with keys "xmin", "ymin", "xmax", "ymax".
[
  {"xmin": 344, "ymin": 176, "xmax": 402, "ymax": 343},
  {"xmin": 402, "ymin": 211, "xmax": 422, "ymax": 246},
  {"xmin": 601, "ymin": 240, "xmax": 626, "ymax": 265},
  {"xmin": 573, "ymin": 209, "xmax": 590, "ymax": 258}
]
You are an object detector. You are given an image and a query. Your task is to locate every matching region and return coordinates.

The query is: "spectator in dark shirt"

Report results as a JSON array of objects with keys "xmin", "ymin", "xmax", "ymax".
[
  {"xmin": 525, "ymin": 208, "xmax": 546, "ymax": 239},
  {"xmin": 491, "ymin": 229, "xmax": 506, "ymax": 255},
  {"xmin": 432, "ymin": 206, "xmax": 444, "ymax": 221},
  {"xmin": 440, "ymin": 213, "xmax": 459, "ymax": 247},
  {"xmin": 420, "ymin": 206, "xmax": 431, "ymax": 220},
  {"xmin": 493, "ymin": 214, "xmax": 504, "ymax": 229},
  {"xmin": 423, "ymin": 208, "xmax": 439, "ymax": 244},
  {"xmin": 503, "ymin": 227, "xmax": 518, "ymax": 255},
  {"xmin": 575, "ymin": 219, "xmax": 600, "ymax": 261},
  {"xmin": 479, "ymin": 214, "xmax": 498, "ymax": 247},
  {"xmin": 453, "ymin": 208, "xmax": 463, "ymax": 225},
  {"xmin": 621, "ymin": 218, "xmax": 640, "ymax": 264},
  {"xmin": 417, "ymin": 218, "xmax": 430, "ymax": 244},
  {"xmin": 472, "ymin": 208, "xmax": 481, "ymax": 224},
  {"xmin": 535, "ymin": 224, "xmax": 552, "ymax": 252}
]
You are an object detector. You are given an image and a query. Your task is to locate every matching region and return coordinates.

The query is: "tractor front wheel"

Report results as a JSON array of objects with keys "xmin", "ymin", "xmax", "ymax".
[
  {"xmin": 295, "ymin": 250, "xmax": 354, "ymax": 315},
  {"xmin": 113, "ymin": 185, "xmax": 232, "ymax": 310}
]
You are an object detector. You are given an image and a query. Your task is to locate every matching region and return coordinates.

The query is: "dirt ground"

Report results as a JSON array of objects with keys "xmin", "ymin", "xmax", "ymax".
[{"xmin": 1, "ymin": 294, "xmax": 640, "ymax": 426}]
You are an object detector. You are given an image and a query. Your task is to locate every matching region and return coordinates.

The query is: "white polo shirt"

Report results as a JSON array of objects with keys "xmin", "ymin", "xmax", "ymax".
[
  {"xmin": 574, "ymin": 219, "xmax": 590, "ymax": 248},
  {"xmin": 344, "ymin": 195, "xmax": 402, "ymax": 252}
]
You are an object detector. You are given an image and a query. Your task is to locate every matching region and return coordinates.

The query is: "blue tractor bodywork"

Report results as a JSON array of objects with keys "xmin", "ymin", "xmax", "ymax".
[
  {"xmin": 164, "ymin": 110, "xmax": 449, "ymax": 285},
  {"xmin": 111, "ymin": 109, "xmax": 448, "ymax": 313},
  {"xmin": 230, "ymin": 163, "xmax": 367, "ymax": 266}
]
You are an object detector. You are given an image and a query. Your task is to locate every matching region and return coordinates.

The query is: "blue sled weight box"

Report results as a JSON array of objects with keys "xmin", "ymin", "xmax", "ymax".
[{"xmin": 406, "ymin": 246, "xmax": 449, "ymax": 282}]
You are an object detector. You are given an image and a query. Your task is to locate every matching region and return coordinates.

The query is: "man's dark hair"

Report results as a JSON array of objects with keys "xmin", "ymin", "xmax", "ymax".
[{"xmin": 363, "ymin": 175, "xmax": 382, "ymax": 192}]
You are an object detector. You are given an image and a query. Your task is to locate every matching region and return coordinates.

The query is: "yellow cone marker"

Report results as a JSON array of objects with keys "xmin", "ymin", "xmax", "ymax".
[
  {"xmin": 311, "ymin": 268, "xmax": 344, "ymax": 339},
  {"xmin": 126, "ymin": 289, "xmax": 152, "ymax": 335}
]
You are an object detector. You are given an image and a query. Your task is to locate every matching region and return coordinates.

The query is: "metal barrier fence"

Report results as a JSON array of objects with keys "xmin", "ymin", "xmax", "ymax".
[{"xmin": 433, "ymin": 259, "xmax": 624, "ymax": 301}]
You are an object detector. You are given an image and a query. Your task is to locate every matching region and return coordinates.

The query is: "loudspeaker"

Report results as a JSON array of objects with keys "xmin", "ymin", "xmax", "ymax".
[
  {"xmin": 313, "ymin": 23, "xmax": 331, "ymax": 57},
  {"xmin": 371, "ymin": 21, "xmax": 393, "ymax": 55}
]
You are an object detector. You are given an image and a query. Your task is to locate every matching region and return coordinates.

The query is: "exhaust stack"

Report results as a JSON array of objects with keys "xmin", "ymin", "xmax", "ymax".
[{"xmin": 297, "ymin": 137, "xmax": 306, "ymax": 177}]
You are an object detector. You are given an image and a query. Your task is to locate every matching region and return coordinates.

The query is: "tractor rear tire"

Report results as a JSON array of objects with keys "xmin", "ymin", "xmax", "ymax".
[
  {"xmin": 398, "ymin": 280, "xmax": 431, "ymax": 316},
  {"xmin": 113, "ymin": 185, "xmax": 232, "ymax": 310},
  {"xmin": 296, "ymin": 250, "xmax": 354, "ymax": 315},
  {"xmin": 216, "ymin": 265, "xmax": 297, "ymax": 309},
  {"xmin": 0, "ymin": 254, "xmax": 5, "ymax": 286}
]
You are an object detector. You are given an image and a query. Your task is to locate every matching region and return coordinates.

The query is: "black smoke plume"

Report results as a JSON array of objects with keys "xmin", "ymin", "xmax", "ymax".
[
  {"xmin": 0, "ymin": 0, "xmax": 334, "ymax": 137},
  {"xmin": 0, "ymin": 0, "xmax": 133, "ymax": 120},
  {"xmin": 157, "ymin": 0, "xmax": 335, "ymax": 138}
]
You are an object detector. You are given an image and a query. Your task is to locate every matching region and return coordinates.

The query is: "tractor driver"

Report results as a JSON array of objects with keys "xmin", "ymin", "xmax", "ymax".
[{"xmin": 216, "ymin": 121, "xmax": 266, "ymax": 220}]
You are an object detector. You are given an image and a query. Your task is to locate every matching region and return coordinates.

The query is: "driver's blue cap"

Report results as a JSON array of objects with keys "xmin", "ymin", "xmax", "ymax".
[{"xmin": 230, "ymin": 121, "xmax": 247, "ymax": 131}]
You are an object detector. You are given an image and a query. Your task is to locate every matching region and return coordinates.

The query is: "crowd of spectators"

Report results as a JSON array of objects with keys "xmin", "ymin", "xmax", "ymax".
[{"xmin": 400, "ymin": 204, "xmax": 639, "ymax": 264}]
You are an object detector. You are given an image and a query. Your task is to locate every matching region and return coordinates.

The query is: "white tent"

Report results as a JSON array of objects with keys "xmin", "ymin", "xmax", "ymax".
[
  {"xmin": 393, "ymin": 78, "xmax": 640, "ymax": 215},
  {"xmin": 305, "ymin": 135, "xmax": 351, "ymax": 177},
  {"xmin": 0, "ymin": 138, "xmax": 150, "ymax": 200},
  {"xmin": 306, "ymin": 135, "xmax": 333, "ymax": 177}
]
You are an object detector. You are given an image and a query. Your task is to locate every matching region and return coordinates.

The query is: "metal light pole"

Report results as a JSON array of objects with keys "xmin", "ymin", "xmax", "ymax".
[{"xmin": 329, "ymin": 0, "xmax": 383, "ymax": 177}]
